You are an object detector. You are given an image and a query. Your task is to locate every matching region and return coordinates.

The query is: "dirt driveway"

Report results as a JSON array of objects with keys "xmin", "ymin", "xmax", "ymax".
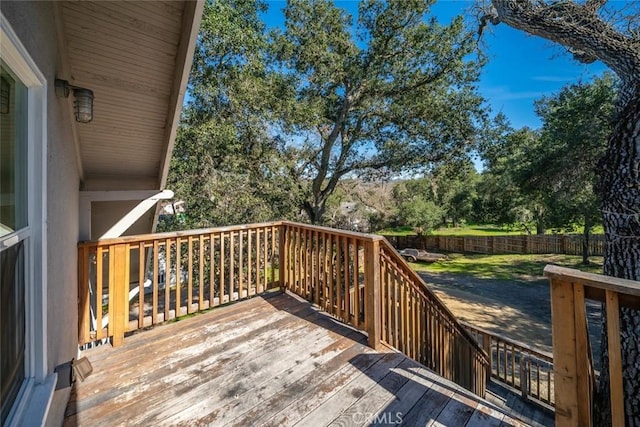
[{"xmin": 418, "ymin": 271, "xmax": 603, "ymax": 358}]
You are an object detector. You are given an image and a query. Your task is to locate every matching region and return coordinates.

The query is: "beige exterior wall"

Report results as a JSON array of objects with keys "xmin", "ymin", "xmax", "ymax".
[
  {"xmin": 1, "ymin": 2, "xmax": 80, "ymax": 425},
  {"xmin": 91, "ymin": 201, "xmax": 155, "ymax": 239}
]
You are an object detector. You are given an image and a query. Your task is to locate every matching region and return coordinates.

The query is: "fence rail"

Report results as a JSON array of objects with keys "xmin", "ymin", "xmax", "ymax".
[{"xmin": 383, "ymin": 234, "xmax": 605, "ymax": 256}]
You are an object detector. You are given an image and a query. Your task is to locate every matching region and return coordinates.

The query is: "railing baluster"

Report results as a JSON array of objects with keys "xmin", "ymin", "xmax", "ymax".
[
  {"xmin": 137, "ymin": 242, "xmax": 144, "ymax": 329},
  {"xmin": 255, "ymin": 228, "xmax": 261, "ymax": 294},
  {"xmin": 199, "ymin": 234, "xmax": 205, "ymax": 309},
  {"xmin": 263, "ymin": 227, "xmax": 268, "ymax": 292},
  {"xmin": 336, "ymin": 235, "xmax": 342, "ymax": 319},
  {"xmin": 176, "ymin": 237, "xmax": 181, "ymax": 316},
  {"xmin": 323, "ymin": 232, "xmax": 329, "ymax": 310},
  {"xmin": 153, "ymin": 240, "xmax": 159, "ymax": 325},
  {"xmin": 239, "ymin": 230, "xmax": 244, "ymax": 299},
  {"xmin": 229, "ymin": 231, "xmax": 238, "ymax": 302},
  {"xmin": 220, "ymin": 232, "xmax": 226, "ymax": 303},
  {"xmin": 124, "ymin": 244, "xmax": 131, "ymax": 338},
  {"xmin": 306, "ymin": 229, "xmax": 311, "ymax": 298},
  {"xmin": 271, "ymin": 226, "xmax": 276, "ymax": 288},
  {"xmin": 209, "ymin": 234, "xmax": 215, "ymax": 307},
  {"xmin": 354, "ymin": 239, "xmax": 360, "ymax": 328},
  {"xmin": 165, "ymin": 238, "xmax": 171, "ymax": 321},
  {"xmin": 248, "ymin": 230, "xmax": 253, "ymax": 294},
  {"xmin": 187, "ymin": 236, "xmax": 193, "ymax": 313},
  {"xmin": 314, "ymin": 231, "xmax": 320, "ymax": 305},
  {"xmin": 96, "ymin": 246, "xmax": 104, "ymax": 339}
]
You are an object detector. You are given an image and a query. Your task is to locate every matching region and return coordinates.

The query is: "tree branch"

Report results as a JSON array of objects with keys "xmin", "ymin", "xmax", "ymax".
[{"xmin": 489, "ymin": 0, "xmax": 640, "ymax": 83}]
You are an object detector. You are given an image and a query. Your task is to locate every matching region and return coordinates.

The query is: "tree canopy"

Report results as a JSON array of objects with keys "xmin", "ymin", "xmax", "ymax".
[
  {"xmin": 162, "ymin": 0, "xmax": 301, "ymax": 230},
  {"xmin": 272, "ymin": 0, "xmax": 487, "ymax": 223}
]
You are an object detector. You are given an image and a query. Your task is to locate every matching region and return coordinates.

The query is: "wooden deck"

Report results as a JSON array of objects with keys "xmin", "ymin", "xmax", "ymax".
[{"xmin": 64, "ymin": 292, "xmax": 548, "ymax": 426}]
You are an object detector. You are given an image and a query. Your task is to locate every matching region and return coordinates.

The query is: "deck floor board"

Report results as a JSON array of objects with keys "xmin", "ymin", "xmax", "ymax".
[{"xmin": 64, "ymin": 292, "xmax": 549, "ymax": 426}]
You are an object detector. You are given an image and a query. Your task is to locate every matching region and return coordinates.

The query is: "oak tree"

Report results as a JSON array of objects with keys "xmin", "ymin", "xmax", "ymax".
[{"xmin": 272, "ymin": 0, "xmax": 487, "ymax": 224}]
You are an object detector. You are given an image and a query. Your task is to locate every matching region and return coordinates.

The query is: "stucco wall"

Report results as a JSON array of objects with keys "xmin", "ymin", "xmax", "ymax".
[{"xmin": 1, "ymin": 2, "xmax": 80, "ymax": 425}]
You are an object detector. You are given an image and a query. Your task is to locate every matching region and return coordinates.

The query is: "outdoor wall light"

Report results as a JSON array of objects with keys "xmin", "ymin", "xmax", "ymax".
[{"xmin": 55, "ymin": 78, "xmax": 94, "ymax": 123}]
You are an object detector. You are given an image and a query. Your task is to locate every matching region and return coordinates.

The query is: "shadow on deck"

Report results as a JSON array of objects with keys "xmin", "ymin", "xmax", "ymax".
[{"xmin": 64, "ymin": 292, "xmax": 551, "ymax": 426}]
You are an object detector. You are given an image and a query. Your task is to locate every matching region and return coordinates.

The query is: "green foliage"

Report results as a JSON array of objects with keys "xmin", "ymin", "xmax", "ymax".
[
  {"xmin": 397, "ymin": 198, "xmax": 443, "ymax": 235},
  {"xmin": 475, "ymin": 127, "xmax": 546, "ymax": 231},
  {"xmin": 271, "ymin": 0, "xmax": 487, "ymax": 223},
  {"xmin": 474, "ymin": 74, "xmax": 617, "ymax": 259},
  {"xmin": 530, "ymin": 74, "xmax": 616, "ymax": 233}
]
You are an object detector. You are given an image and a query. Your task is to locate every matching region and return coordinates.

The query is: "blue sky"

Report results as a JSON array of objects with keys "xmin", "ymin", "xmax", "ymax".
[{"xmin": 262, "ymin": 0, "xmax": 609, "ymax": 130}]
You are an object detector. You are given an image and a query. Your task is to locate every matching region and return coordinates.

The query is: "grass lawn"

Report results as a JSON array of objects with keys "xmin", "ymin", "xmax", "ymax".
[{"xmin": 408, "ymin": 253, "xmax": 604, "ymax": 280}]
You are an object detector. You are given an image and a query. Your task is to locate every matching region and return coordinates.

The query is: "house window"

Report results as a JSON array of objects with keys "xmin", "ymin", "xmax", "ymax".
[
  {"xmin": 1, "ymin": 12, "xmax": 49, "ymax": 424},
  {"xmin": 0, "ymin": 60, "xmax": 29, "ymax": 426}
]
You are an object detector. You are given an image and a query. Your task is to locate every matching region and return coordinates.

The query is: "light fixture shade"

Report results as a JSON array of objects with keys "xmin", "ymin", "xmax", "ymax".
[{"xmin": 73, "ymin": 88, "xmax": 93, "ymax": 123}]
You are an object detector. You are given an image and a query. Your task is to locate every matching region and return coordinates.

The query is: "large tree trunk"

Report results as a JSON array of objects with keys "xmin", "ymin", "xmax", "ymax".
[
  {"xmin": 486, "ymin": 1, "xmax": 640, "ymax": 424},
  {"xmin": 302, "ymin": 201, "xmax": 326, "ymax": 225},
  {"xmin": 595, "ymin": 87, "xmax": 640, "ymax": 426}
]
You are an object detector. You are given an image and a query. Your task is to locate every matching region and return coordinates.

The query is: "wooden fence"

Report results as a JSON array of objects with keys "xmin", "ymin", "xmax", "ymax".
[{"xmin": 383, "ymin": 233, "xmax": 605, "ymax": 256}]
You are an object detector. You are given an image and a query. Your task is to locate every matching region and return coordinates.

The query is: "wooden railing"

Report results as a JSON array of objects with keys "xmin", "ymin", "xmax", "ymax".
[
  {"xmin": 77, "ymin": 222, "xmax": 280, "ymax": 346},
  {"xmin": 462, "ymin": 322, "xmax": 555, "ymax": 408},
  {"xmin": 279, "ymin": 222, "xmax": 488, "ymax": 395},
  {"xmin": 78, "ymin": 221, "xmax": 488, "ymax": 396},
  {"xmin": 544, "ymin": 265, "xmax": 640, "ymax": 426},
  {"xmin": 279, "ymin": 222, "xmax": 370, "ymax": 334},
  {"xmin": 377, "ymin": 240, "xmax": 489, "ymax": 395}
]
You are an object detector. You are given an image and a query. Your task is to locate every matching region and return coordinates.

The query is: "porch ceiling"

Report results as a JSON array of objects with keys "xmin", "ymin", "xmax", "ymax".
[{"xmin": 57, "ymin": 1, "xmax": 203, "ymax": 191}]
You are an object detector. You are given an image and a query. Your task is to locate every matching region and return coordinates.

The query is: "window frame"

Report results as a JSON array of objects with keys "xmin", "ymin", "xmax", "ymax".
[{"xmin": 1, "ymin": 12, "xmax": 52, "ymax": 426}]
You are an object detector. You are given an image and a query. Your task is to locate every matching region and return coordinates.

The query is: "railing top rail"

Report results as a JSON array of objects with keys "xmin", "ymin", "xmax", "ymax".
[
  {"xmin": 459, "ymin": 321, "xmax": 554, "ymax": 362},
  {"xmin": 280, "ymin": 221, "xmax": 384, "ymax": 242},
  {"xmin": 379, "ymin": 239, "xmax": 489, "ymax": 365},
  {"xmin": 79, "ymin": 221, "xmax": 284, "ymax": 247},
  {"xmin": 544, "ymin": 265, "xmax": 640, "ymax": 297}
]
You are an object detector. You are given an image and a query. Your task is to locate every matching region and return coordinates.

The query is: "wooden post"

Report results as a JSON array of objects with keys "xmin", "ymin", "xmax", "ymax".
[
  {"xmin": 520, "ymin": 356, "xmax": 529, "ymax": 399},
  {"xmin": 364, "ymin": 239, "xmax": 382, "ymax": 350},
  {"xmin": 606, "ymin": 290, "xmax": 625, "ymax": 426},
  {"xmin": 573, "ymin": 283, "xmax": 593, "ymax": 427},
  {"xmin": 279, "ymin": 224, "xmax": 286, "ymax": 292},
  {"xmin": 550, "ymin": 278, "xmax": 586, "ymax": 427},
  {"xmin": 77, "ymin": 245, "xmax": 90, "ymax": 344},
  {"xmin": 110, "ymin": 243, "xmax": 128, "ymax": 347}
]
